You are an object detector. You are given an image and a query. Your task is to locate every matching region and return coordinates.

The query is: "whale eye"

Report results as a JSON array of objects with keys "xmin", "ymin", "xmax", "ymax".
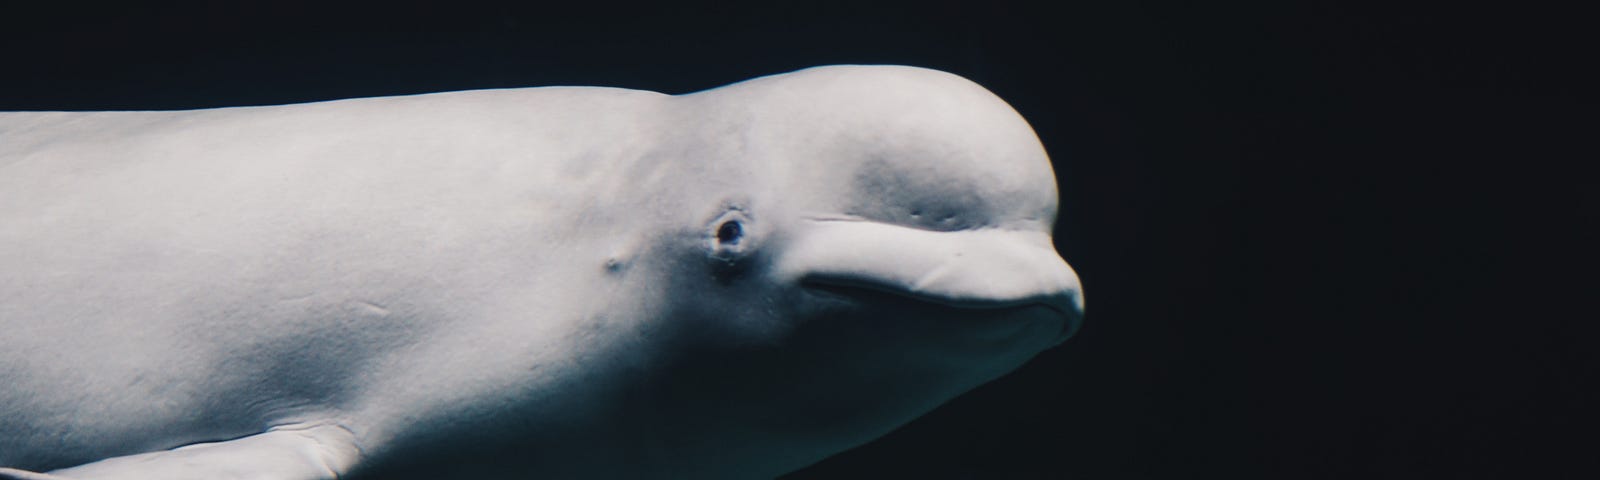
[
  {"xmin": 716, "ymin": 220, "xmax": 744, "ymax": 245},
  {"xmin": 705, "ymin": 207, "xmax": 753, "ymax": 267}
]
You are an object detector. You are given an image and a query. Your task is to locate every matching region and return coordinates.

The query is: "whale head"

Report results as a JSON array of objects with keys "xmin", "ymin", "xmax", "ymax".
[{"xmin": 626, "ymin": 65, "xmax": 1084, "ymax": 476}]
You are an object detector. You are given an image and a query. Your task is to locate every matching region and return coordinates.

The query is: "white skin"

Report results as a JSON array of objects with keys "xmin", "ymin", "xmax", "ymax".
[{"xmin": 0, "ymin": 65, "xmax": 1082, "ymax": 479}]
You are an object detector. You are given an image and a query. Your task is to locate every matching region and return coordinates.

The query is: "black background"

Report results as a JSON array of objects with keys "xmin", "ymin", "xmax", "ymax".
[{"xmin": 1, "ymin": 1, "xmax": 1587, "ymax": 478}]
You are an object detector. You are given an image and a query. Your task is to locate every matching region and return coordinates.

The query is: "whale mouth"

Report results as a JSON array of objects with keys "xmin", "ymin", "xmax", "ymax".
[
  {"xmin": 801, "ymin": 276, "xmax": 1081, "ymax": 343},
  {"xmin": 776, "ymin": 219, "xmax": 1084, "ymax": 344}
]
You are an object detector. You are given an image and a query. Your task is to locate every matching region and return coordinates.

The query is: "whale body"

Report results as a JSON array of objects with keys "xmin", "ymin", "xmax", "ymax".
[{"xmin": 0, "ymin": 65, "xmax": 1083, "ymax": 479}]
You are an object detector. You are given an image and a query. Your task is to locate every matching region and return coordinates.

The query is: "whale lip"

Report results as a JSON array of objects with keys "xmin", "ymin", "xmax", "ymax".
[
  {"xmin": 801, "ymin": 275, "xmax": 1083, "ymax": 342},
  {"xmin": 779, "ymin": 220, "xmax": 1085, "ymax": 343}
]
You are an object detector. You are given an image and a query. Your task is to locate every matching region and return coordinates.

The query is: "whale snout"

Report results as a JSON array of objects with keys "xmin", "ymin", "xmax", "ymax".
[{"xmin": 779, "ymin": 219, "xmax": 1084, "ymax": 343}]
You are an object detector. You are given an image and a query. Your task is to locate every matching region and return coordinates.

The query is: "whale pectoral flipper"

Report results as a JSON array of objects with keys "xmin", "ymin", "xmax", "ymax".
[
  {"xmin": 0, "ymin": 468, "xmax": 71, "ymax": 480},
  {"xmin": 31, "ymin": 423, "xmax": 361, "ymax": 480}
]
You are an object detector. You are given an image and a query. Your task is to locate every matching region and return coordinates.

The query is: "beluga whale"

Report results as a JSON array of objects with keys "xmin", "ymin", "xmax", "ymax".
[{"xmin": 0, "ymin": 65, "xmax": 1084, "ymax": 479}]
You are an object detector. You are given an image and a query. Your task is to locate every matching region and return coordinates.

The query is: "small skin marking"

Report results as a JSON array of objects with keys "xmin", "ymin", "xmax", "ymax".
[{"xmin": 354, "ymin": 301, "xmax": 389, "ymax": 316}]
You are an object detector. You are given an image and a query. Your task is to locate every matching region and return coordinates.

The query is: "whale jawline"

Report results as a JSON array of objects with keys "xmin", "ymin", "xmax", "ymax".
[{"xmin": 800, "ymin": 276, "xmax": 1080, "ymax": 341}]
